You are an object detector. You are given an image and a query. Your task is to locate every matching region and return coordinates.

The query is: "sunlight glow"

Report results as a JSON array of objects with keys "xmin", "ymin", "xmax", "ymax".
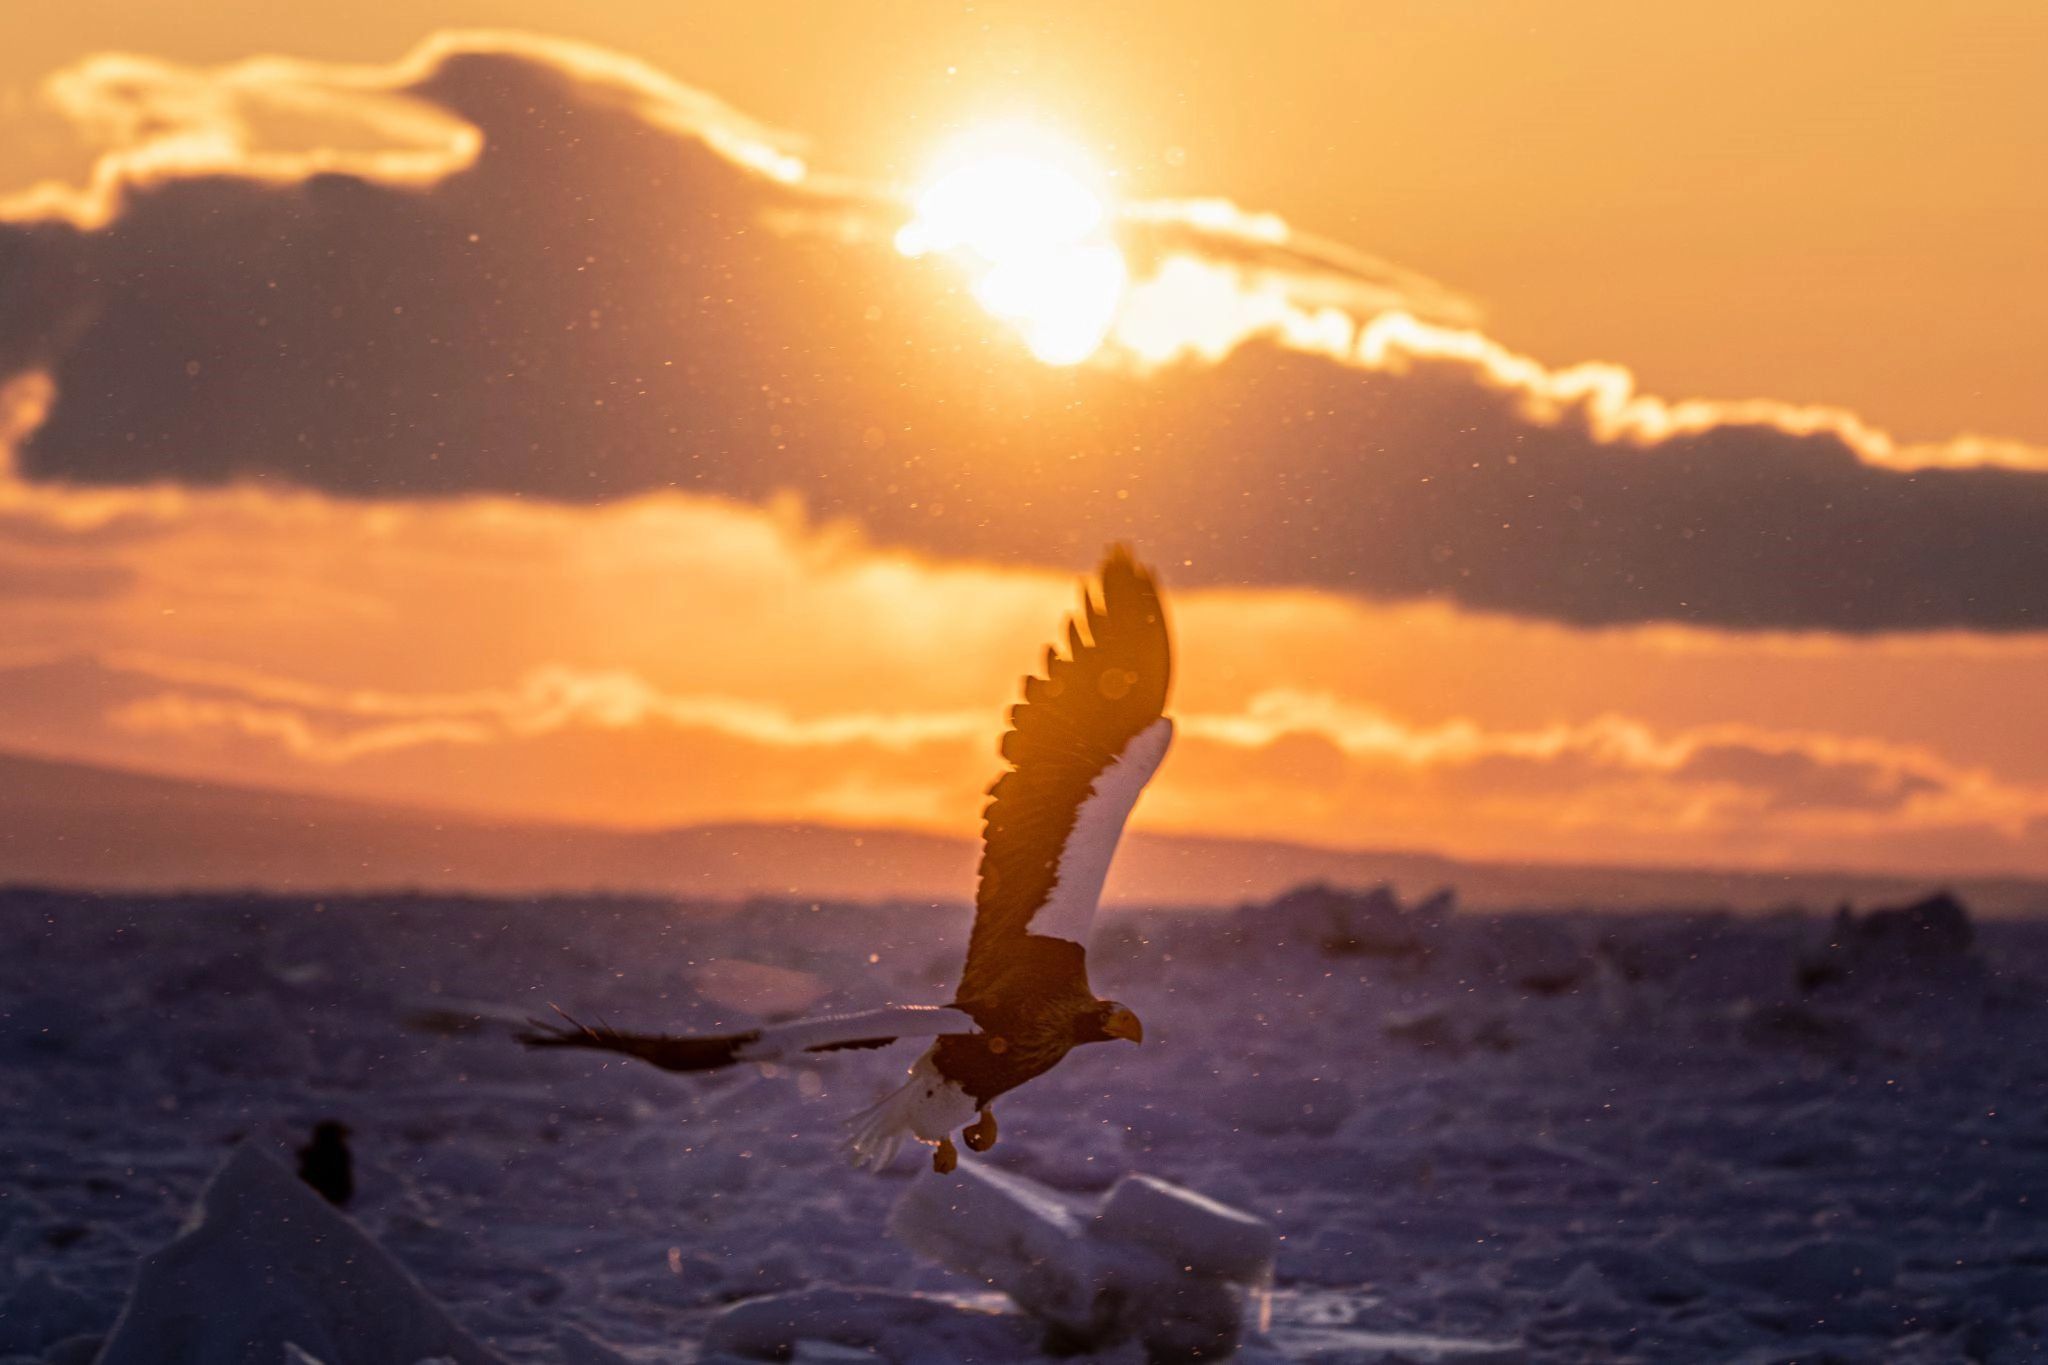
[{"xmin": 895, "ymin": 124, "xmax": 1127, "ymax": 365}]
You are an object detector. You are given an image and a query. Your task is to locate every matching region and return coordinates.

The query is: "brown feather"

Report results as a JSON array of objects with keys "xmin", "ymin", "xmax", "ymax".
[
  {"xmin": 957, "ymin": 546, "xmax": 1170, "ymax": 1006},
  {"xmin": 938, "ymin": 955, "xmax": 1102, "ymax": 1104},
  {"xmin": 518, "ymin": 1013, "xmax": 901, "ymax": 1071}
]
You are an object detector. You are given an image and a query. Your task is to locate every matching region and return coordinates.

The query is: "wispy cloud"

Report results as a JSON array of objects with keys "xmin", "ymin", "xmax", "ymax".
[
  {"xmin": 1183, "ymin": 690, "xmax": 2044, "ymax": 835},
  {"xmin": 47, "ymin": 644, "xmax": 2048, "ymax": 862},
  {"xmin": 103, "ymin": 653, "xmax": 988, "ymax": 761}
]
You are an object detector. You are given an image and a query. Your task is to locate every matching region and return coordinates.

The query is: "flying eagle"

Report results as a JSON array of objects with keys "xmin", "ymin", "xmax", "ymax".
[{"xmin": 521, "ymin": 547, "xmax": 1173, "ymax": 1173}]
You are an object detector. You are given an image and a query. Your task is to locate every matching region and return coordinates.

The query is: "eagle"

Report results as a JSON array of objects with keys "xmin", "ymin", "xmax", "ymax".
[{"xmin": 520, "ymin": 546, "xmax": 1173, "ymax": 1173}]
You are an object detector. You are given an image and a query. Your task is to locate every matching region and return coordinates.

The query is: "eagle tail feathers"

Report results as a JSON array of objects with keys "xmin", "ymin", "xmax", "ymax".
[
  {"xmin": 842, "ymin": 1047, "xmax": 979, "ymax": 1172},
  {"xmin": 843, "ymin": 1091, "xmax": 911, "ymax": 1172}
]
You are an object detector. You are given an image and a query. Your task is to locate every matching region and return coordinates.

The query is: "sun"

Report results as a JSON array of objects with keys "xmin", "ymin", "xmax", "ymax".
[{"xmin": 895, "ymin": 124, "xmax": 1128, "ymax": 366}]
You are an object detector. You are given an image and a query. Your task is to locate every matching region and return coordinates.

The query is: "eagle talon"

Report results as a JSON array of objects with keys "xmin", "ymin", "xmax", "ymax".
[
  {"xmin": 932, "ymin": 1136, "xmax": 960, "ymax": 1174},
  {"xmin": 964, "ymin": 1108, "xmax": 999, "ymax": 1152}
]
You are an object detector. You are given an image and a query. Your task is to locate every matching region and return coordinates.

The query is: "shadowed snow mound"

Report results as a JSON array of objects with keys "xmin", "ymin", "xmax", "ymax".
[
  {"xmin": 1247, "ymin": 882, "xmax": 1452, "ymax": 961},
  {"xmin": 94, "ymin": 1143, "xmax": 504, "ymax": 1365},
  {"xmin": 701, "ymin": 1285, "xmax": 1037, "ymax": 1362},
  {"xmin": 1797, "ymin": 890, "xmax": 1982, "ymax": 994}
]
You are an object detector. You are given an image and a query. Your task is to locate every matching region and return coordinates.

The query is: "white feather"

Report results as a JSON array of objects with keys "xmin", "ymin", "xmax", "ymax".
[
  {"xmin": 1031, "ymin": 716, "xmax": 1174, "ymax": 947},
  {"xmin": 844, "ymin": 1045, "xmax": 979, "ymax": 1171},
  {"xmin": 730, "ymin": 1005, "xmax": 977, "ymax": 1063}
]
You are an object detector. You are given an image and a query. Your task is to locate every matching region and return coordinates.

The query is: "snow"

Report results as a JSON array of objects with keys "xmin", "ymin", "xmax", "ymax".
[
  {"xmin": 92, "ymin": 1144, "xmax": 505, "ymax": 1365},
  {"xmin": 0, "ymin": 1272, "xmax": 98, "ymax": 1356},
  {"xmin": 700, "ymin": 1286, "xmax": 1034, "ymax": 1362},
  {"xmin": 1207, "ymin": 1071, "xmax": 1358, "ymax": 1138},
  {"xmin": 1242, "ymin": 1325, "xmax": 1523, "ymax": 1364},
  {"xmin": 3, "ymin": 884, "xmax": 2046, "ymax": 1362},
  {"xmin": 892, "ymin": 1163, "xmax": 1264, "ymax": 1361},
  {"xmin": 1096, "ymin": 1175, "xmax": 1278, "ymax": 1283}
]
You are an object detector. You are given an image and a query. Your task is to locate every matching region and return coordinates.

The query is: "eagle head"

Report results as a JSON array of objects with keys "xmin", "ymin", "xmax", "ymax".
[{"xmin": 1081, "ymin": 1000, "xmax": 1144, "ymax": 1046}]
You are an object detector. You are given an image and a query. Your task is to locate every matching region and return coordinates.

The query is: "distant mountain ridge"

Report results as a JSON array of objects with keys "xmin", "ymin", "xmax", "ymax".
[{"xmin": 3, "ymin": 748, "xmax": 2042, "ymax": 914}]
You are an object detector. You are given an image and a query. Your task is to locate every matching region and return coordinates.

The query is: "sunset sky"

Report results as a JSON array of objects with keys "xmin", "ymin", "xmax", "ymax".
[{"xmin": 2, "ymin": 3, "xmax": 2046, "ymax": 877}]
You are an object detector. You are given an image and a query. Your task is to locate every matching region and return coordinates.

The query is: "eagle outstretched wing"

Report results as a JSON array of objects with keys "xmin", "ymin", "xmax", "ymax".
[
  {"xmin": 957, "ymin": 546, "xmax": 1173, "ymax": 1003},
  {"xmin": 517, "ymin": 1004, "xmax": 978, "ymax": 1073}
]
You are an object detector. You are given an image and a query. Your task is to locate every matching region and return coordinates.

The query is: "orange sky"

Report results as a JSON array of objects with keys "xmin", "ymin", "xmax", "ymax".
[{"xmin": 1, "ymin": 10, "xmax": 2045, "ymax": 879}]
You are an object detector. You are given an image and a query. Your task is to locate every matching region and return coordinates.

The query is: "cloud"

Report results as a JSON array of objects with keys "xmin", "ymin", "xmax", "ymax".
[
  {"xmin": 0, "ymin": 555, "xmax": 135, "ymax": 603},
  {"xmin": 78, "ymin": 649, "xmax": 2012, "ymax": 834},
  {"xmin": 0, "ymin": 374, "xmax": 2043, "ymax": 875},
  {"xmin": 0, "ymin": 650, "xmax": 998, "ymax": 831},
  {"xmin": 4, "ymin": 641, "xmax": 2036, "ymax": 870},
  {"xmin": 101, "ymin": 653, "xmax": 988, "ymax": 761},
  {"xmin": 3, "ymin": 32, "xmax": 2048, "ymax": 633},
  {"xmin": 1178, "ymin": 689, "xmax": 2041, "ymax": 832}
]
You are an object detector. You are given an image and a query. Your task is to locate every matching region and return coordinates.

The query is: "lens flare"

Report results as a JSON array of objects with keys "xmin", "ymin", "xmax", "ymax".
[{"xmin": 895, "ymin": 125, "xmax": 1127, "ymax": 366}]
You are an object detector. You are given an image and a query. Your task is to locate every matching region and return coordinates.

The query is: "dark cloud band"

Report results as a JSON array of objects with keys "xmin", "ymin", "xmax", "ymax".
[{"xmin": 4, "ymin": 34, "xmax": 2045, "ymax": 633}]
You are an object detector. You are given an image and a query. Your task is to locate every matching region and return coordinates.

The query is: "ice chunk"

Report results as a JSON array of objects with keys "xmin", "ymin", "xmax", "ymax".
[
  {"xmin": 1695, "ymin": 1235, "xmax": 1899, "ymax": 1303},
  {"xmin": 1854, "ymin": 890, "xmax": 1974, "ymax": 957},
  {"xmin": 1382, "ymin": 1004, "xmax": 1515, "ymax": 1058},
  {"xmin": 94, "ymin": 1143, "xmax": 505, "ymax": 1365},
  {"xmin": 1736, "ymin": 1000, "xmax": 1863, "ymax": 1054},
  {"xmin": 1798, "ymin": 891, "xmax": 1981, "ymax": 994},
  {"xmin": 281, "ymin": 1347, "xmax": 461, "ymax": 1365},
  {"xmin": 553, "ymin": 1323, "xmax": 636, "ymax": 1365},
  {"xmin": 1251, "ymin": 882, "xmax": 1444, "ymax": 959},
  {"xmin": 1096, "ymin": 1174, "xmax": 1278, "ymax": 1283},
  {"xmin": 1264, "ymin": 1325, "xmax": 1526, "ymax": 1363},
  {"xmin": 700, "ymin": 1286, "xmax": 1034, "ymax": 1363},
  {"xmin": 888, "ymin": 1162, "xmax": 1110, "ymax": 1337},
  {"xmin": 1122, "ymin": 1271, "xmax": 1247, "ymax": 1364},
  {"xmin": 892, "ymin": 1164, "xmax": 1274, "ymax": 1362},
  {"xmin": 1534, "ymin": 1261, "xmax": 1636, "ymax": 1334},
  {"xmin": 40, "ymin": 1335, "xmax": 108, "ymax": 1365},
  {"xmin": 1519, "ymin": 1241, "xmax": 1709, "ymax": 1306},
  {"xmin": 1489, "ymin": 915, "xmax": 1593, "ymax": 996},
  {"xmin": 1383, "ymin": 1005, "xmax": 1462, "ymax": 1052}
]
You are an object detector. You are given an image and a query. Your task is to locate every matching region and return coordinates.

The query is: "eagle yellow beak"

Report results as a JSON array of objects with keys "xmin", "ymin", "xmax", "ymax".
[{"xmin": 1104, "ymin": 1006, "xmax": 1144, "ymax": 1044}]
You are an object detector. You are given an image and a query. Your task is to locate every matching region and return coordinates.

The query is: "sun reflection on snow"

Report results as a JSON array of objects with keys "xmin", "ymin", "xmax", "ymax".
[{"xmin": 894, "ymin": 124, "xmax": 1127, "ymax": 366}]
